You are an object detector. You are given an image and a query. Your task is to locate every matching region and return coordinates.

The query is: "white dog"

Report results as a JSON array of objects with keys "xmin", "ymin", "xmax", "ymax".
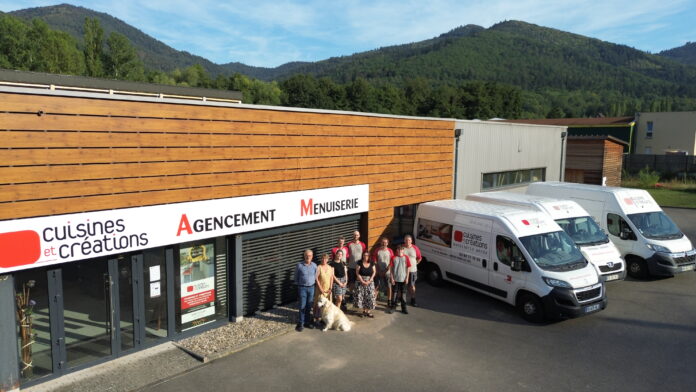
[{"xmin": 316, "ymin": 296, "xmax": 352, "ymax": 332}]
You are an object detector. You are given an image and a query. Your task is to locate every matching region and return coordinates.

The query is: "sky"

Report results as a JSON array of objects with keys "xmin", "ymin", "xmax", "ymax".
[{"xmin": 1, "ymin": 0, "xmax": 695, "ymax": 68}]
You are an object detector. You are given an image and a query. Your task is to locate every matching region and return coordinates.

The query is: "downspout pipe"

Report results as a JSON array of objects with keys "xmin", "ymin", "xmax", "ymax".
[
  {"xmin": 559, "ymin": 130, "xmax": 567, "ymax": 181},
  {"xmin": 453, "ymin": 128, "xmax": 461, "ymax": 198}
]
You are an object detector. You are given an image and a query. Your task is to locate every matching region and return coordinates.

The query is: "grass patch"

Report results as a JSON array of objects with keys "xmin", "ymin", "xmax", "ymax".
[
  {"xmin": 643, "ymin": 188, "xmax": 696, "ymax": 208},
  {"xmin": 622, "ymin": 174, "xmax": 696, "ymax": 208}
]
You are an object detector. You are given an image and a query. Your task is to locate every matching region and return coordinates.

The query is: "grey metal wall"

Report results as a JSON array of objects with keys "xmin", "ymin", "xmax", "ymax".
[
  {"xmin": 241, "ymin": 216, "xmax": 359, "ymax": 315},
  {"xmin": 454, "ymin": 120, "xmax": 566, "ymax": 198}
]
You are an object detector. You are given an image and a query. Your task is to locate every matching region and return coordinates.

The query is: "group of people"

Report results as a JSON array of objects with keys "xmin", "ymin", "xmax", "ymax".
[{"xmin": 294, "ymin": 230, "xmax": 422, "ymax": 332}]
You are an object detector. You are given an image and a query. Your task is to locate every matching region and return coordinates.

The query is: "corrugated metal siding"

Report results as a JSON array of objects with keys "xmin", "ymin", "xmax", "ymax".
[
  {"xmin": 455, "ymin": 121, "xmax": 565, "ymax": 197},
  {"xmin": 241, "ymin": 219, "xmax": 358, "ymax": 315}
]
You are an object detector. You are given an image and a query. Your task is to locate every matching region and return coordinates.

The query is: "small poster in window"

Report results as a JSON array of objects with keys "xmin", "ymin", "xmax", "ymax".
[
  {"xmin": 180, "ymin": 243, "xmax": 216, "ymax": 331},
  {"xmin": 149, "ymin": 265, "xmax": 161, "ymax": 282},
  {"xmin": 150, "ymin": 282, "xmax": 161, "ymax": 298}
]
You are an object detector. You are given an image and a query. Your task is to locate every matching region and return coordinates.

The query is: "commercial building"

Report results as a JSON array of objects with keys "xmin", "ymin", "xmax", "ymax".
[
  {"xmin": 634, "ymin": 111, "xmax": 696, "ymax": 155},
  {"xmin": 0, "ymin": 74, "xmax": 453, "ymax": 389},
  {"xmin": 0, "ymin": 72, "xmax": 569, "ymax": 389},
  {"xmin": 454, "ymin": 120, "xmax": 567, "ymax": 197}
]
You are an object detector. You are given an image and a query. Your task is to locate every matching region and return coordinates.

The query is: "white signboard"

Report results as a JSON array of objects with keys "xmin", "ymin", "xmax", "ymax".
[{"xmin": 0, "ymin": 184, "xmax": 369, "ymax": 273}]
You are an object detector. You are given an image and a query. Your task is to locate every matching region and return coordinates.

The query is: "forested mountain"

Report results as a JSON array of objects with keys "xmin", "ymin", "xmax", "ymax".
[
  {"xmin": 3, "ymin": 3, "xmax": 696, "ymax": 118},
  {"xmin": 266, "ymin": 21, "xmax": 696, "ymax": 116},
  {"xmin": 9, "ymin": 3, "xmax": 222, "ymax": 74},
  {"xmin": 659, "ymin": 42, "xmax": 696, "ymax": 66}
]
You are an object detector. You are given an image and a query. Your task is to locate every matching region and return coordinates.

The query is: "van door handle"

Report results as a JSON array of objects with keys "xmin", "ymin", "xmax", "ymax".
[
  {"xmin": 494, "ymin": 262, "xmax": 498, "ymax": 271},
  {"xmin": 482, "ymin": 259, "xmax": 487, "ymax": 268}
]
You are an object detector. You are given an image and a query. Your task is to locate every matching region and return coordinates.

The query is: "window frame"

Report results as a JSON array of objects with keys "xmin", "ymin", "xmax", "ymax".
[{"xmin": 481, "ymin": 168, "xmax": 546, "ymax": 191}]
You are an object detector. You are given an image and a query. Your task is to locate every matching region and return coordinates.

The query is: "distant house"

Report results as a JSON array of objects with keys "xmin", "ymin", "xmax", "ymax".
[
  {"xmin": 564, "ymin": 136, "xmax": 628, "ymax": 187},
  {"xmin": 634, "ymin": 112, "xmax": 696, "ymax": 155},
  {"xmin": 503, "ymin": 116, "xmax": 635, "ymax": 152}
]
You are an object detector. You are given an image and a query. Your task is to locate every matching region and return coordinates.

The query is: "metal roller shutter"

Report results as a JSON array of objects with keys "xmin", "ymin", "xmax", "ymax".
[{"xmin": 242, "ymin": 215, "xmax": 360, "ymax": 315}]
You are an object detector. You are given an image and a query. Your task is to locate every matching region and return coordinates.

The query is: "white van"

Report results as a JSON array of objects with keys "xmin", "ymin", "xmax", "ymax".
[
  {"xmin": 527, "ymin": 182, "xmax": 696, "ymax": 279},
  {"xmin": 466, "ymin": 191, "xmax": 625, "ymax": 282},
  {"xmin": 416, "ymin": 200, "xmax": 606, "ymax": 322}
]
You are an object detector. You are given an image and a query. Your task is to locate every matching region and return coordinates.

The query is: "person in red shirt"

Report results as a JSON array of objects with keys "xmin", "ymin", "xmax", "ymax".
[
  {"xmin": 402, "ymin": 234, "xmax": 422, "ymax": 307},
  {"xmin": 331, "ymin": 237, "xmax": 349, "ymax": 263},
  {"xmin": 389, "ymin": 245, "xmax": 412, "ymax": 314},
  {"xmin": 331, "ymin": 237, "xmax": 349, "ymax": 311},
  {"xmin": 346, "ymin": 230, "xmax": 367, "ymax": 297},
  {"xmin": 371, "ymin": 237, "xmax": 394, "ymax": 306}
]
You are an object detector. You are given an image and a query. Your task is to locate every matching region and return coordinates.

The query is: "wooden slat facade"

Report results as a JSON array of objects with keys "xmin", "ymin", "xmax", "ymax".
[
  {"xmin": 565, "ymin": 136, "xmax": 626, "ymax": 187},
  {"xmin": 602, "ymin": 139, "xmax": 624, "ymax": 187},
  {"xmin": 0, "ymin": 91, "xmax": 454, "ymax": 247}
]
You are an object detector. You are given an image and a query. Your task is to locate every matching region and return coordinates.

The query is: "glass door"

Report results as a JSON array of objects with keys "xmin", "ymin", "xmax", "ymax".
[
  {"xmin": 15, "ymin": 251, "xmax": 172, "ymax": 386},
  {"xmin": 62, "ymin": 258, "xmax": 113, "ymax": 369},
  {"xmin": 60, "ymin": 254, "xmax": 148, "ymax": 369}
]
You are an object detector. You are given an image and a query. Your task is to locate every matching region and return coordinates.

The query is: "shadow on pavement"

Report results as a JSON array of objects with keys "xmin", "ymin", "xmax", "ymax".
[{"xmin": 416, "ymin": 281, "xmax": 550, "ymax": 326}]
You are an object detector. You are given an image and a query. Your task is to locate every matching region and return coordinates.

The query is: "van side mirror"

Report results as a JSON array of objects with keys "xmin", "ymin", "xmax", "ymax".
[
  {"xmin": 620, "ymin": 228, "xmax": 634, "ymax": 241},
  {"xmin": 511, "ymin": 259, "xmax": 522, "ymax": 272}
]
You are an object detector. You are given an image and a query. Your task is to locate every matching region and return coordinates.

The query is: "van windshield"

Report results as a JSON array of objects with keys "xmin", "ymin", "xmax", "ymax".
[
  {"xmin": 519, "ymin": 231, "xmax": 586, "ymax": 271},
  {"xmin": 555, "ymin": 216, "xmax": 609, "ymax": 246},
  {"xmin": 627, "ymin": 212, "xmax": 683, "ymax": 240}
]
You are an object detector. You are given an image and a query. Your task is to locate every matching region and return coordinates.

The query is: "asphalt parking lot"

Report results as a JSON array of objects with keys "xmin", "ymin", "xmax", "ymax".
[{"xmin": 148, "ymin": 208, "xmax": 696, "ymax": 392}]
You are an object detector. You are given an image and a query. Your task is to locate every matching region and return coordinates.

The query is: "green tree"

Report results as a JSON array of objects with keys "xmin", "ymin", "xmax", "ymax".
[
  {"xmin": 26, "ymin": 19, "xmax": 84, "ymax": 74},
  {"xmin": 179, "ymin": 64, "xmax": 211, "ymax": 87},
  {"xmin": 280, "ymin": 74, "xmax": 323, "ymax": 108},
  {"xmin": 345, "ymin": 77, "xmax": 377, "ymax": 112},
  {"xmin": 0, "ymin": 15, "xmax": 30, "ymax": 69},
  {"xmin": 83, "ymin": 17, "xmax": 104, "ymax": 77},
  {"xmin": 106, "ymin": 32, "xmax": 144, "ymax": 81}
]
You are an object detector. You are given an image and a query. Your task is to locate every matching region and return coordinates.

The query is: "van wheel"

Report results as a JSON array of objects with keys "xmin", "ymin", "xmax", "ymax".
[
  {"xmin": 517, "ymin": 293, "xmax": 545, "ymax": 323},
  {"xmin": 426, "ymin": 263, "xmax": 444, "ymax": 287},
  {"xmin": 626, "ymin": 257, "xmax": 648, "ymax": 279}
]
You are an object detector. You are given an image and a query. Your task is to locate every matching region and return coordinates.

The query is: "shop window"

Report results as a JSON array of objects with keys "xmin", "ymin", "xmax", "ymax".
[
  {"xmin": 482, "ymin": 168, "xmax": 546, "ymax": 190},
  {"xmin": 176, "ymin": 238, "xmax": 227, "ymax": 332},
  {"xmin": 14, "ymin": 269, "xmax": 52, "ymax": 382}
]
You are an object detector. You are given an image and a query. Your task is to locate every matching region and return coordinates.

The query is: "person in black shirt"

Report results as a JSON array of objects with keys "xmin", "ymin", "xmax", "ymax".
[
  {"xmin": 330, "ymin": 250, "xmax": 348, "ymax": 311},
  {"xmin": 354, "ymin": 251, "xmax": 376, "ymax": 317}
]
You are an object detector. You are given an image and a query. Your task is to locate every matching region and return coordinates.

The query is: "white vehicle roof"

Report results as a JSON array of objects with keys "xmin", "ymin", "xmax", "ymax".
[
  {"xmin": 419, "ymin": 199, "xmax": 562, "ymax": 237},
  {"xmin": 466, "ymin": 191, "xmax": 590, "ymax": 220},
  {"xmin": 527, "ymin": 182, "xmax": 662, "ymax": 214}
]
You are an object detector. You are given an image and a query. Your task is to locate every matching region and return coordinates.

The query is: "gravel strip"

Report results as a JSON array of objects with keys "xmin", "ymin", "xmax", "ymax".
[{"xmin": 176, "ymin": 303, "xmax": 298, "ymax": 361}]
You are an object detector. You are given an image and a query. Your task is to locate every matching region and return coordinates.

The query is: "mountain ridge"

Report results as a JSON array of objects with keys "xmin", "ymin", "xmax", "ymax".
[{"xmin": 5, "ymin": 3, "xmax": 696, "ymax": 117}]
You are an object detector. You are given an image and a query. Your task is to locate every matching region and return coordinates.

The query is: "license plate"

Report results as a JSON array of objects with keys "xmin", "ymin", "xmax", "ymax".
[
  {"xmin": 680, "ymin": 265, "xmax": 695, "ymax": 272},
  {"xmin": 584, "ymin": 303, "xmax": 601, "ymax": 313},
  {"xmin": 604, "ymin": 274, "xmax": 619, "ymax": 281}
]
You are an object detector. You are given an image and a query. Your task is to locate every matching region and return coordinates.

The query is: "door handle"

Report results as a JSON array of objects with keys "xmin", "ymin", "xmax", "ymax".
[
  {"xmin": 494, "ymin": 262, "xmax": 498, "ymax": 271},
  {"xmin": 482, "ymin": 259, "xmax": 487, "ymax": 268}
]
